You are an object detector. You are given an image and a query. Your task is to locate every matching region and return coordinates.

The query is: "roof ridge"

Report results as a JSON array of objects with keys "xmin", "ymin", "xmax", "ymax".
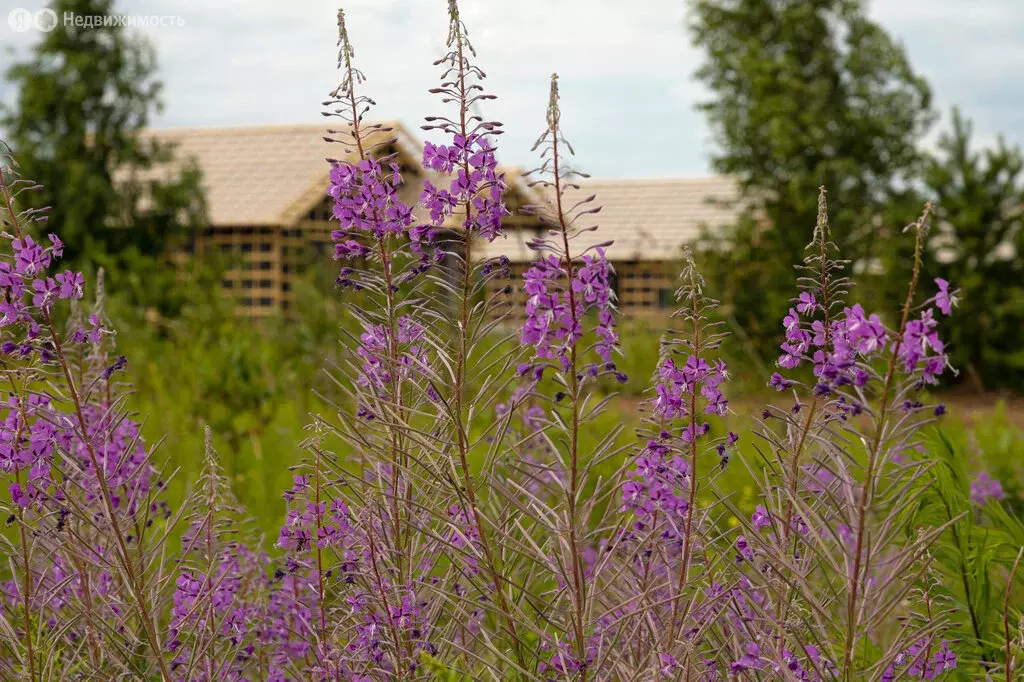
[
  {"xmin": 579, "ymin": 176, "xmax": 730, "ymax": 184},
  {"xmin": 139, "ymin": 120, "xmax": 403, "ymax": 136}
]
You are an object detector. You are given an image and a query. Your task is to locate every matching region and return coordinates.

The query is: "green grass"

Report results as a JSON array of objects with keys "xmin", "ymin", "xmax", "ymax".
[{"xmin": 110, "ymin": 286, "xmax": 1023, "ymax": 547}]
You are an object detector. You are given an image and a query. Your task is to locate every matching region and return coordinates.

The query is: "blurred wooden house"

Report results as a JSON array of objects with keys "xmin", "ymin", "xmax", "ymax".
[
  {"xmin": 475, "ymin": 177, "xmax": 739, "ymax": 318},
  {"xmin": 141, "ymin": 122, "xmax": 738, "ymax": 318}
]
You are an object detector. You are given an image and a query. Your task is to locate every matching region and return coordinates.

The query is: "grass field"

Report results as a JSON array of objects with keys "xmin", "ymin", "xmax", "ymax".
[{"xmin": 127, "ymin": 339, "xmax": 1023, "ymax": 539}]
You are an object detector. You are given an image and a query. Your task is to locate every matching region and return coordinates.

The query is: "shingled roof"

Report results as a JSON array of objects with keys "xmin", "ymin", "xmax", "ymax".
[
  {"xmin": 140, "ymin": 122, "xmax": 547, "ymax": 229},
  {"xmin": 140, "ymin": 123, "xmax": 740, "ymax": 261},
  {"xmin": 477, "ymin": 176, "xmax": 740, "ymax": 263},
  {"xmin": 137, "ymin": 122, "xmax": 418, "ymax": 226}
]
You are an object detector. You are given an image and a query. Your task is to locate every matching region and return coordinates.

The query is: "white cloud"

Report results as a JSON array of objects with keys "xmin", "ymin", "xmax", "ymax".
[{"xmin": 2, "ymin": 0, "xmax": 1023, "ymax": 177}]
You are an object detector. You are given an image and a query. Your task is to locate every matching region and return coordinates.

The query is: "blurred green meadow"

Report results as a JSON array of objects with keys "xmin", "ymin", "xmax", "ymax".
[{"xmin": 110, "ymin": 284, "xmax": 1024, "ymax": 540}]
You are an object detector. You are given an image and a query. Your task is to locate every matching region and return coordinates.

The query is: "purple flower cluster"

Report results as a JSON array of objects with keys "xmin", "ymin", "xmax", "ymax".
[
  {"xmin": 881, "ymin": 640, "xmax": 957, "ymax": 681},
  {"xmin": 897, "ymin": 307, "xmax": 949, "ymax": 385},
  {"xmin": 328, "ymin": 155, "xmax": 444, "ymax": 287},
  {"xmin": 2, "ymin": 553, "xmax": 117, "ymax": 633},
  {"xmin": 278, "ymin": 476, "xmax": 359, "ymax": 561},
  {"xmin": 538, "ymin": 628, "xmax": 612, "ymax": 679},
  {"xmin": 520, "ymin": 248, "xmax": 617, "ymax": 371},
  {"xmin": 421, "ymin": 134, "xmax": 507, "ymax": 240},
  {"xmin": 777, "ymin": 296, "xmax": 883, "ymax": 386},
  {"xmin": 70, "ymin": 404, "xmax": 154, "ymax": 516},
  {"xmin": 729, "ymin": 641, "xmax": 834, "ymax": 680},
  {"xmin": 621, "ymin": 438, "xmax": 690, "ymax": 537},
  {"xmin": 0, "ymin": 226, "xmax": 120, "ymax": 515},
  {"xmin": 8, "ymin": 236, "xmax": 81, "ymax": 313},
  {"xmin": 0, "ymin": 394, "xmax": 65, "ymax": 509},
  {"xmin": 168, "ymin": 547, "xmax": 261, "ymax": 662},
  {"xmin": 261, "ymin": 573, "xmax": 316, "ymax": 676},
  {"xmin": 653, "ymin": 355, "xmax": 729, "ymax": 422},
  {"xmin": 356, "ymin": 315, "xmax": 428, "ymax": 396},
  {"xmin": 0, "ymin": 146, "xmax": 197, "ymax": 678},
  {"xmin": 329, "ymin": 159, "xmax": 413, "ymax": 241},
  {"xmin": 0, "ymin": 235, "xmax": 83, "ymax": 353},
  {"xmin": 969, "ymin": 471, "xmax": 1005, "ymax": 505},
  {"xmin": 773, "ymin": 278, "xmax": 955, "ymax": 392},
  {"xmin": 347, "ymin": 585, "xmax": 436, "ymax": 674},
  {"xmin": 270, "ymin": 466, "xmax": 441, "ymax": 677}
]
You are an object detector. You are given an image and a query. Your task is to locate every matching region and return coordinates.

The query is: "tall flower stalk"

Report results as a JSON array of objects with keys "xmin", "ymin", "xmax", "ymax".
[
  {"xmin": 516, "ymin": 73, "xmax": 625, "ymax": 680},
  {"xmin": 840, "ymin": 202, "xmax": 945, "ymax": 680},
  {"xmin": 413, "ymin": 0, "xmax": 528, "ymax": 672},
  {"xmin": 738, "ymin": 194, "xmax": 961, "ymax": 679},
  {"xmin": 328, "ymin": 9, "xmax": 414, "ymax": 585},
  {"xmin": 1, "ymin": 142, "xmax": 175, "ymax": 680}
]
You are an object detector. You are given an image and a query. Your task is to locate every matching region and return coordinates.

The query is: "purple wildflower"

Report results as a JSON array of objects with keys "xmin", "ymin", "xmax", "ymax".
[
  {"xmin": 969, "ymin": 471, "xmax": 1005, "ymax": 505},
  {"xmin": 329, "ymin": 159, "xmax": 414, "ymax": 241},
  {"xmin": 751, "ymin": 505, "xmax": 771, "ymax": 531},
  {"xmin": 421, "ymin": 133, "xmax": 507, "ymax": 241},
  {"xmin": 355, "ymin": 315, "xmax": 429, "ymax": 399},
  {"xmin": 933, "ymin": 278, "xmax": 955, "ymax": 315},
  {"xmin": 730, "ymin": 641, "xmax": 761, "ymax": 672},
  {"xmin": 520, "ymin": 248, "xmax": 618, "ymax": 370}
]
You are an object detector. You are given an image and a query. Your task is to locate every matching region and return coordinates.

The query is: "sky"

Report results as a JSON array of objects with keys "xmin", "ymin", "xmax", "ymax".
[{"xmin": 2, "ymin": 0, "xmax": 1023, "ymax": 177}]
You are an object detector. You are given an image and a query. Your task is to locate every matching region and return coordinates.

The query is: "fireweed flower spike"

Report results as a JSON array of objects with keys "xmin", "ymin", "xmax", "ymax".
[
  {"xmin": 1, "ymin": 144, "xmax": 176, "ymax": 679},
  {"xmin": 317, "ymin": 9, "xmax": 442, "ymax": 677},
  {"xmin": 271, "ymin": 432, "xmax": 435, "ymax": 679},
  {"xmin": 835, "ymin": 204, "xmax": 959, "ymax": 680},
  {"xmin": 519, "ymin": 75, "xmax": 619, "ymax": 379},
  {"xmin": 619, "ymin": 248, "xmax": 734, "ymax": 667},
  {"xmin": 419, "ymin": 1, "xmax": 508, "ymax": 245},
  {"xmin": 381, "ymin": 0, "xmax": 539, "ymax": 674},
  {"xmin": 611, "ymin": 249, "xmax": 741, "ymax": 677},
  {"xmin": 740, "ymin": 196, "xmax": 960, "ymax": 680},
  {"xmin": 324, "ymin": 7, "xmax": 422, "ymax": 418},
  {"xmin": 506, "ymin": 72, "xmax": 633, "ymax": 679},
  {"xmin": 761, "ymin": 188, "xmax": 852, "ymax": 615},
  {"xmin": 169, "ymin": 428, "xmax": 267, "ymax": 681}
]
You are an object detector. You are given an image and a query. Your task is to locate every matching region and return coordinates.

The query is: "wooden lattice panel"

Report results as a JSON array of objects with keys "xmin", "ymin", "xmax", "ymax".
[
  {"xmin": 614, "ymin": 260, "xmax": 675, "ymax": 314},
  {"xmin": 195, "ymin": 226, "xmax": 284, "ymax": 317}
]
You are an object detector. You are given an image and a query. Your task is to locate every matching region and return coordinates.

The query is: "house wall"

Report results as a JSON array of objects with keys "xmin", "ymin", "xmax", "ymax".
[
  {"xmin": 614, "ymin": 260, "xmax": 677, "ymax": 313},
  {"xmin": 484, "ymin": 259, "xmax": 679, "ymax": 321},
  {"xmin": 191, "ymin": 200, "xmax": 337, "ymax": 318},
  {"xmin": 193, "ymin": 216, "xmax": 682, "ymax": 321},
  {"xmin": 195, "ymin": 225, "xmax": 285, "ymax": 317}
]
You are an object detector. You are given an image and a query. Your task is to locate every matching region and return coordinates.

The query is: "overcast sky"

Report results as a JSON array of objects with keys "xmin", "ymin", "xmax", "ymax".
[{"xmin": 2, "ymin": 0, "xmax": 1022, "ymax": 177}]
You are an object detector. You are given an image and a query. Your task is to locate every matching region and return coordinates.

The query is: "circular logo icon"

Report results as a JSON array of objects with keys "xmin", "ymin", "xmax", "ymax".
[
  {"xmin": 8, "ymin": 8, "xmax": 33, "ymax": 32},
  {"xmin": 34, "ymin": 8, "xmax": 58, "ymax": 32}
]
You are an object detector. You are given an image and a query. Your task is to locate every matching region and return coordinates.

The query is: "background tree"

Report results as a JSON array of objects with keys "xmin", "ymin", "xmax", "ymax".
[
  {"xmin": 1, "ymin": 0, "xmax": 204, "ymax": 313},
  {"xmin": 916, "ymin": 109, "xmax": 1023, "ymax": 391},
  {"xmin": 689, "ymin": 0, "xmax": 934, "ymax": 357}
]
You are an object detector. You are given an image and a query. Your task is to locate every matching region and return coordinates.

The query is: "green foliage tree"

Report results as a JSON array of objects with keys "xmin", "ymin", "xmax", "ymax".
[
  {"xmin": 1, "ymin": 0, "xmax": 204, "ymax": 313},
  {"xmin": 921, "ymin": 109, "xmax": 1024, "ymax": 391},
  {"xmin": 689, "ymin": 0, "xmax": 934, "ymax": 354}
]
